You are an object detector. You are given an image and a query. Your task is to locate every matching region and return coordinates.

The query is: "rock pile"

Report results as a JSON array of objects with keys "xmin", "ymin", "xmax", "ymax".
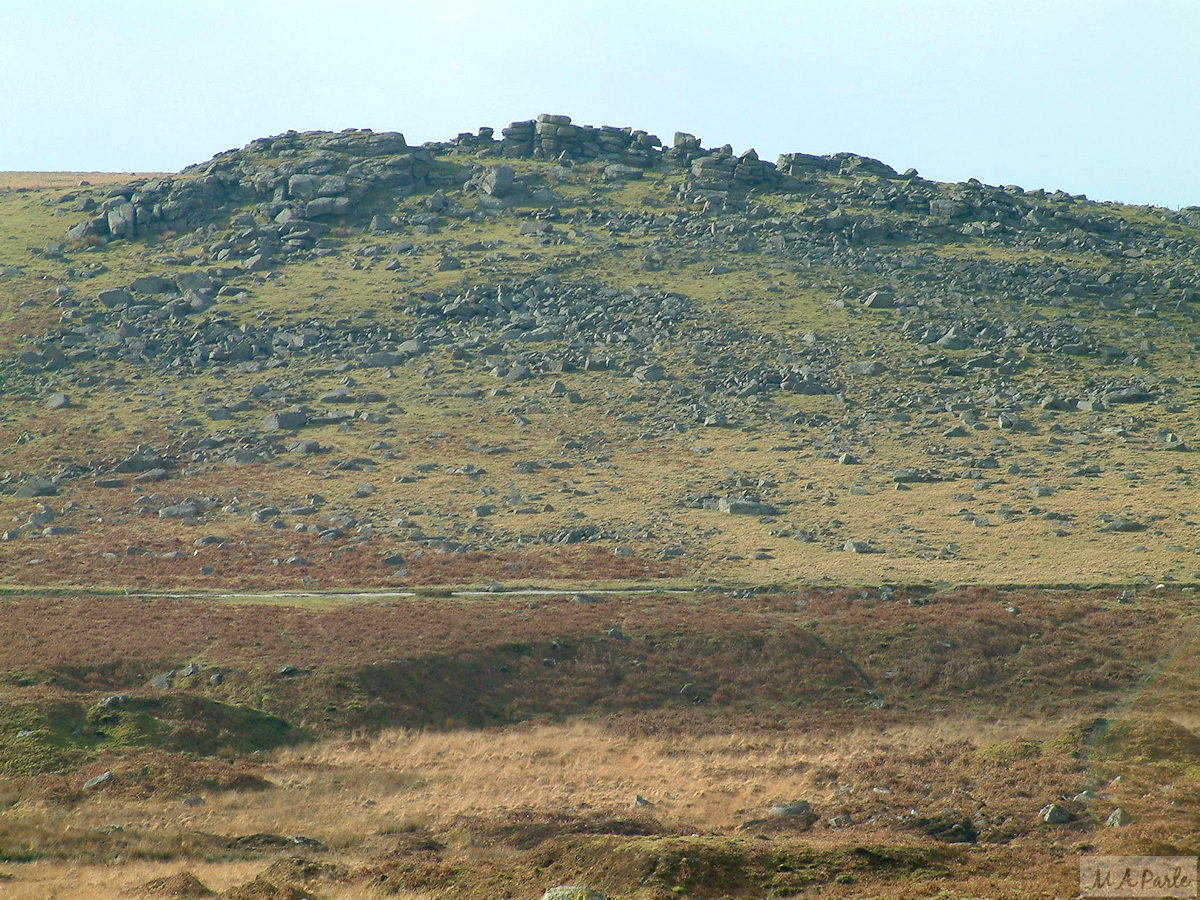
[{"xmin": 66, "ymin": 129, "xmax": 443, "ymax": 243}]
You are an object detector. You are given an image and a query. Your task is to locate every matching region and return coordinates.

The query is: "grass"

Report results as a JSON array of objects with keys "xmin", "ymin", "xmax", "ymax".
[
  {"xmin": 0, "ymin": 583, "xmax": 1194, "ymax": 897},
  {"xmin": 0, "ymin": 711, "xmax": 1183, "ymax": 898},
  {"xmin": 0, "ymin": 693, "xmax": 304, "ymax": 777},
  {"xmin": 0, "ymin": 585, "xmax": 1191, "ymax": 772}
]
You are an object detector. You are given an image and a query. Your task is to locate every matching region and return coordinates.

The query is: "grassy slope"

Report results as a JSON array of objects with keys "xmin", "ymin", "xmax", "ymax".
[{"xmin": 1, "ymin": 165, "xmax": 1198, "ymax": 590}]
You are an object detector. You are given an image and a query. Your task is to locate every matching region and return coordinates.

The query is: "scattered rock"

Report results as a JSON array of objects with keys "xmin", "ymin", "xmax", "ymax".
[
  {"xmin": 150, "ymin": 671, "xmax": 174, "ymax": 690},
  {"xmin": 1105, "ymin": 807, "xmax": 1132, "ymax": 827},
  {"xmin": 14, "ymin": 477, "xmax": 57, "ymax": 498},
  {"xmin": 159, "ymin": 499, "xmax": 201, "ymax": 519},
  {"xmin": 83, "ymin": 770, "xmax": 113, "ymax": 790},
  {"xmin": 717, "ymin": 498, "xmax": 777, "ymax": 516},
  {"xmin": 1038, "ymin": 803, "xmax": 1074, "ymax": 824},
  {"xmin": 263, "ymin": 410, "xmax": 308, "ymax": 431}
]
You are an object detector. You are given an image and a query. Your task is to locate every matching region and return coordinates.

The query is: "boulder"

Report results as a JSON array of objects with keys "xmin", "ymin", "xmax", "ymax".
[
  {"xmin": 604, "ymin": 164, "xmax": 644, "ymax": 181},
  {"xmin": 362, "ymin": 351, "xmax": 402, "ymax": 367},
  {"xmin": 891, "ymin": 467, "xmax": 944, "ymax": 483},
  {"xmin": 159, "ymin": 499, "xmax": 201, "ymax": 519},
  {"xmin": 717, "ymin": 498, "xmax": 778, "ymax": 516},
  {"xmin": 129, "ymin": 274, "xmax": 173, "ymax": 294},
  {"xmin": 1105, "ymin": 807, "xmax": 1132, "ymax": 827},
  {"xmin": 83, "ymin": 770, "xmax": 114, "ymax": 790},
  {"xmin": 479, "ymin": 164, "xmax": 515, "ymax": 197},
  {"xmin": 1104, "ymin": 386, "xmax": 1155, "ymax": 404},
  {"xmin": 306, "ymin": 196, "xmax": 352, "ymax": 218},
  {"xmin": 1103, "ymin": 518, "xmax": 1145, "ymax": 533},
  {"xmin": 288, "ymin": 174, "xmax": 323, "ymax": 200},
  {"xmin": 262, "ymin": 410, "xmax": 308, "ymax": 431},
  {"xmin": 175, "ymin": 271, "xmax": 220, "ymax": 295},
  {"xmin": 1038, "ymin": 803, "xmax": 1074, "ymax": 824},
  {"xmin": 767, "ymin": 800, "xmax": 812, "ymax": 818},
  {"xmin": 14, "ymin": 477, "xmax": 57, "ymax": 498},
  {"xmin": 97, "ymin": 288, "xmax": 132, "ymax": 309},
  {"xmin": 862, "ymin": 289, "xmax": 895, "ymax": 309},
  {"xmin": 106, "ymin": 202, "xmax": 136, "ymax": 239}
]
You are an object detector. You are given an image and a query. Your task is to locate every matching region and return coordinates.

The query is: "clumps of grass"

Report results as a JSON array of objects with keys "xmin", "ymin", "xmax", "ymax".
[
  {"xmin": 978, "ymin": 739, "xmax": 1042, "ymax": 765},
  {"xmin": 135, "ymin": 870, "xmax": 216, "ymax": 897},
  {"xmin": 450, "ymin": 808, "xmax": 668, "ymax": 851},
  {"xmin": 0, "ymin": 695, "xmax": 305, "ymax": 778},
  {"xmin": 223, "ymin": 857, "xmax": 347, "ymax": 899},
  {"xmin": 0, "ymin": 819, "xmax": 212, "ymax": 865},
  {"xmin": 1086, "ymin": 715, "xmax": 1200, "ymax": 771}
]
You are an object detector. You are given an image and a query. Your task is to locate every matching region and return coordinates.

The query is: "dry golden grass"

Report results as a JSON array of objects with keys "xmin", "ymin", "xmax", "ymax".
[
  {"xmin": 5, "ymin": 712, "xmax": 1192, "ymax": 899},
  {"xmin": 272, "ymin": 717, "xmax": 1084, "ymax": 833},
  {"xmin": 0, "ymin": 860, "xmax": 261, "ymax": 900}
]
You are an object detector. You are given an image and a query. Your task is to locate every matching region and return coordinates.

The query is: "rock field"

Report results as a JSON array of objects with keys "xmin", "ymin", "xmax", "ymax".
[{"xmin": 2, "ymin": 113, "xmax": 1199, "ymax": 589}]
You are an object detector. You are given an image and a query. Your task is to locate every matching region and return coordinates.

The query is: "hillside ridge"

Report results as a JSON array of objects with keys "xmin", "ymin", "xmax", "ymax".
[{"xmin": 1, "ymin": 112, "xmax": 1198, "ymax": 589}]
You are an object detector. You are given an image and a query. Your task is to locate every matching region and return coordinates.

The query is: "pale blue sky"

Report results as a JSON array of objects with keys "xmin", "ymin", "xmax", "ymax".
[{"xmin": 2, "ymin": 0, "xmax": 1198, "ymax": 207}]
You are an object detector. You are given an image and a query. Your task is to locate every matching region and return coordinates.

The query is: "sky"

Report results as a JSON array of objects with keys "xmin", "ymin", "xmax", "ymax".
[{"xmin": 2, "ymin": 0, "xmax": 1198, "ymax": 208}]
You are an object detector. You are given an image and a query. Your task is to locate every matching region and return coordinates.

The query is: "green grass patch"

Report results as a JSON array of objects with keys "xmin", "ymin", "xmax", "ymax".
[{"xmin": 0, "ymin": 695, "xmax": 304, "ymax": 775}]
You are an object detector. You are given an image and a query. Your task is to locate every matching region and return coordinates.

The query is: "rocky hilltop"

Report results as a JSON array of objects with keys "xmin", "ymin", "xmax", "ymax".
[{"xmin": 2, "ymin": 114, "xmax": 1198, "ymax": 589}]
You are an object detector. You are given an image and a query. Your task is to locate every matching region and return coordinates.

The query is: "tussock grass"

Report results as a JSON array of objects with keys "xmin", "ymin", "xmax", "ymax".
[{"xmin": 275, "ymin": 717, "xmax": 1084, "ymax": 832}]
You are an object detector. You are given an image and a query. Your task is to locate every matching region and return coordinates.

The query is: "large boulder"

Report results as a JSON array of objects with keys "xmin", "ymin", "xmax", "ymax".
[
  {"xmin": 306, "ymin": 196, "xmax": 352, "ymax": 218},
  {"xmin": 14, "ymin": 476, "xmax": 58, "ymax": 498},
  {"xmin": 718, "ymin": 498, "xmax": 778, "ymax": 516},
  {"xmin": 129, "ymin": 274, "xmax": 173, "ymax": 294},
  {"xmin": 478, "ymin": 165, "xmax": 515, "ymax": 197},
  {"xmin": 262, "ymin": 410, "xmax": 308, "ymax": 431},
  {"xmin": 288, "ymin": 174, "xmax": 323, "ymax": 200},
  {"xmin": 97, "ymin": 288, "xmax": 132, "ymax": 309},
  {"xmin": 106, "ymin": 202, "xmax": 136, "ymax": 239}
]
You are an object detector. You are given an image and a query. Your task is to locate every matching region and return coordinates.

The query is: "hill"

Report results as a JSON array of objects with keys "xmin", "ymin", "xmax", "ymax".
[
  {"xmin": 1, "ymin": 115, "xmax": 1200, "ymax": 898},
  {"xmin": 3, "ymin": 114, "xmax": 1198, "ymax": 592}
]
